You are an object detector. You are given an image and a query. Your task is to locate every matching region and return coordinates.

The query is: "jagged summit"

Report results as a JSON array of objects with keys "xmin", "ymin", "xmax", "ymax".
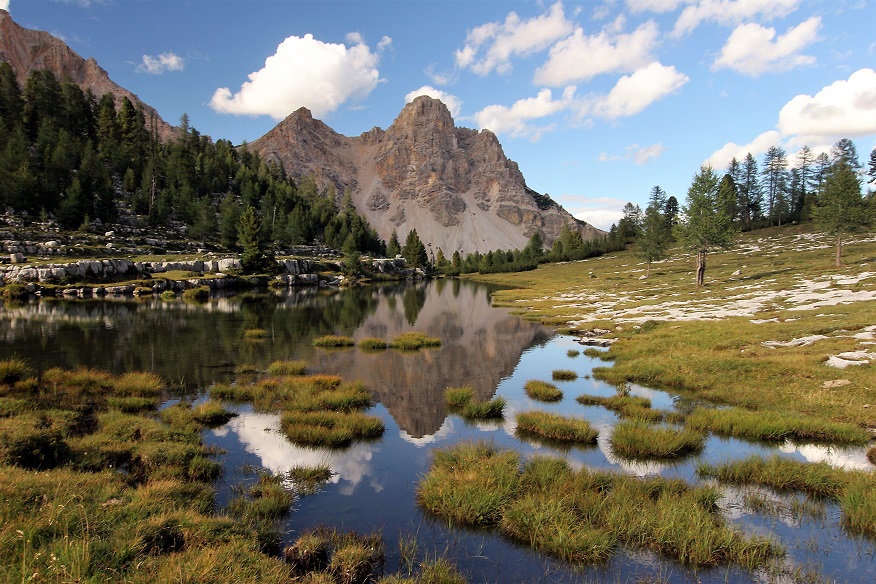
[
  {"xmin": 249, "ymin": 95, "xmax": 602, "ymax": 254},
  {"xmin": 0, "ymin": 9, "xmax": 175, "ymax": 141}
]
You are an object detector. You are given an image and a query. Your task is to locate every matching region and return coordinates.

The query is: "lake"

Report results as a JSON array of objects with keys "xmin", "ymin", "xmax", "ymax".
[{"xmin": 1, "ymin": 280, "xmax": 873, "ymax": 583}]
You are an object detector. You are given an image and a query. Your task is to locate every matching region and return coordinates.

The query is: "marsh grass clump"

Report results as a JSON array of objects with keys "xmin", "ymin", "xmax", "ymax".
[
  {"xmin": 868, "ymin": 446, "xmax": 876, "ymax": 466},
  {"xmin": 576, "ymin": 393, "xmax": 664, "ymax": 421},
  {"xmin": 280, "ymin": 411, "xmax": 384, "ymax": 448},
  {"xmin": 244, "ymin": 328, "xmax": 268, "ymax": 341},
  {"xmin": 609, "ymin": 420, "xmax": 705, "ymax": 458},
  {"xmin": 0, "ymin": 357, "xmax": 29, "ymax": 385},
  {"xmin": 840, "ymin": 475, "xmax": 876, "ymax": 537},
  {"xmin": 686, "ymin": 407, "xmax": 870, "ymax": 444},
  {"xmin": 462, "ymin": 397, "xmax": 506, "ymax": 420},
  {"xmin": 313, "ymin": 335, "xmax": 355, "ymax": 348},
  {"xmin": 228, "ymin": 473, "xmax": 294, "ymax": 521},
  {"xmin": 107, "ymin": 395, "xmax": 159, "ymax": 412},
  {"xmin": 267, "ymin": 360, "xmax": 307, "ymax": 376},
  {"xmin": 418, "ymin": 442, "xmax": 781, "ymax": 568},
  {"xmin": 358, "ymin": 337, "xmax": 389, "ymax": 350},
  {"xmin": 516, "ymin": 411, "xmax": 598, "ymax": 444},
  {"xmin": 417, "ymin": 441, "xmax": 520, "ymax": 527},
  {"xmin": 283, "ymin": 528, "xmax": 385, "ymax": 583},
  {"xmin": 524, "ymin": 380, "xmax": 563, "ymax": 402},
  {"xmin": 191, "ymin": 400, "xmax": 237, "ymax": 427},
  {"xmin": 582, "ymin": 347, "xmax": 603, "ymax": 358},
  {"xmin": 181, "ymin": 286, "xmax": 210, "ymax": 302},
  {"xmin": 443, "ymin": 386, "xmax": 474, "ymax": 408},
  {"xmin": 114, "ymin": 371, "xmax": 164, "ymax": 396},
  {"xmin": 567, "ymin": 349, "xmax": 580, "ymax": 357},
  {"xmin": 389, "ymin": 332, "xmax": 442, "ymax": 350},
  {"xmin": 287, "ymin": 463, "xmax": 334, "ymax": 495},
  {"xmin": 209, "ymin": 383, "xmax": 253, "ymax": 402},
  {"xmin": 552, "ymin": 369, "xmax": 578, "ymax": 381}
]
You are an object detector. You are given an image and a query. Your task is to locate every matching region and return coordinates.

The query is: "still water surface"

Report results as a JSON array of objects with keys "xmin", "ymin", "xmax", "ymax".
[{"xmin": 0, "ymin": 280, "xmax": 873, "ymax": 583}]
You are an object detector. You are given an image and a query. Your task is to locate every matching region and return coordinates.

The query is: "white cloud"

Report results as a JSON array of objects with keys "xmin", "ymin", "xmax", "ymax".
[
  {"xmin": 455, "ymin": 1, "xmax": 574, "ymax": 76},
  {"xmin": 705, "ymin": 130, "xmax": 782, "ymax": 168},
  {"xmin": 534, "ymin": 20, "xmax": 659, "ymax": 86},
  {"xmin": 589, "ymin": 62, "xmax": 689, "ymax": 119},
  {"xmin": 777, "ymin": 68, "xmax": 876, "ymax": 144},
  {"xmin": 713, "ymin": 17, "xmax": 820, "ymax": 76},
  {"xmin": 599, "ymin": 143, "xmax": 667, "ymax": 165},
  {"xmin": 404, "ymin": 86, "xmax": 462, "ymax": 118},
  {"xmin": 472, "ymin": 86, "xmax": 576, "ymax": 140},
  {"xmin": 0, "ymin": 1, "xmax": 9, "ymax": 12},
  {"xmin": 136, "ymin": 51, "xmax": 184, "ymax": 75},
  {"xmin": 673, "ymin": 0, "xmax": 801, "ymax": 37},
  {"xmin": 210, "ymin": 33, "xmax": 386, "ymax": 120},
  {"xmin": 566, "ymin": 195, "xmax": 627, "ymax": 230},
  {"xmin": 626, "ymin": 0, "xmax": 686, "ymax": 12}
]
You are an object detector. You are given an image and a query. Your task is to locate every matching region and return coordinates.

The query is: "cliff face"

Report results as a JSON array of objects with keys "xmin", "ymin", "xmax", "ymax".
[
  {"xmin": 0, "ymin": 9, "xmax": 175, "ymax": 141},
  {"xmin": 249, "ymin": 96, "xmax": 603, "ymax": 255}
]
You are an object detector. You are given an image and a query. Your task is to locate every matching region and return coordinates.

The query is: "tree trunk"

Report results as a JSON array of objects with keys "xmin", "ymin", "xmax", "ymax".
[
  {"xmin": 646, "ymin": 260, "xmax": 651, "ymax": 278},
  {"xmin": 696, "ymin": 249, "xmax": 706, "ymax": 286},
  {"xmin": 836, "ymin": 233, "xmax": 843, "ymax": 267}
]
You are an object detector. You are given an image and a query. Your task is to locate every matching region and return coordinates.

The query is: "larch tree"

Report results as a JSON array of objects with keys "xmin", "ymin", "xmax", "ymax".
[
  {"xmin": 812, "ymin": 159, "xmax": 870, "ymax": 267},
  {"xmin": 637, "ymin": 186, "xmax": 672, "ymax": 277},
  {"xmin": 675, "ymin": 165, "xmax": 738, "ymax": 286}
]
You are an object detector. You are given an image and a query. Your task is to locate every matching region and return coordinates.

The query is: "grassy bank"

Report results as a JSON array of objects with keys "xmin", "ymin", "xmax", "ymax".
[
  {"xmin": 417, "ymin": 441, "xmax": 781, "ymax": 568},
  {"xmin": 472, "ymin": 225, "xmax": 876, "ymax": 430}
]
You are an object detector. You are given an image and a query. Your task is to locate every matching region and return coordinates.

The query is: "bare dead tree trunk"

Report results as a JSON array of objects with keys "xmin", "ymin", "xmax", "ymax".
[
  {"xmin": 836, "ymin": 233, "xmax": 843, "ymax": 267},
  {"xmin": 696, "ymin": 249, "xmax": 706, "ymax": 286}
]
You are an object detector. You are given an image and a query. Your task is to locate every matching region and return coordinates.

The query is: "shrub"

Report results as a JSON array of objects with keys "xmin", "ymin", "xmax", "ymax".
[{"xmin": 523, "ymin": 380, "xmax": 563, "ymax": 402}]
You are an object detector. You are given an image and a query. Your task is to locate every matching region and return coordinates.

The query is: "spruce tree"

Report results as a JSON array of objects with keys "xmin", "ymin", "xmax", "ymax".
[
  {"xmin": 812, "ymin": 158, "xmax": 870, "ymax": 266},
  {"xmin": 237, "ymin": 205, "xmax": 274, "ymax": 274},
  {"xmin": 637, "ymin": 186, "xmax": 671, "ymax": 277}
]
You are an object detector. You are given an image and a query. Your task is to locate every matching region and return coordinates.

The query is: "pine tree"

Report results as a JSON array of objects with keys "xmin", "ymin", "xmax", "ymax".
[
  {"xmin": 675, "ymin": 166, "xmax": 738, "ymax": 286},
  {"xmin": 637, "ymin": 186, "xmax": 672, "ymax": 277},
  {"xmin": 812, "ymin": 157, "xmax": 870, "ymax": 266},
  {"xmin": 402, "ymin": 229, "xmax": 428, "ymax": 268},
  {"xmin": 762, "ymin": 146, "xmax": 789, "ymax": 226},
  {"xmin": 237, "ymin": 205, "xmax": 274, "ymax": 274}
]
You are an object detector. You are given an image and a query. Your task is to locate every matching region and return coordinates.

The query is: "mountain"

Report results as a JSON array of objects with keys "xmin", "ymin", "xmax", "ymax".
[
  {"xmin": 248, "ymin": 96, "xmax": 603, "ymax": 255},
  {"xmin": 0, "ymin": 9, "xmax": 175, "ymax": 141}
]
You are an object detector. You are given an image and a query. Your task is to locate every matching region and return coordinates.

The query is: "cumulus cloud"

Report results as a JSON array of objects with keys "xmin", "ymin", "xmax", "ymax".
[
  {"xmin": 0, "ymin": 1, "xmax": 9, "ymax": 11},
  {"xmin": 713, "ymin": 17, "xmax": 820, "ymax": 76},
  {"xmin": 777, "ymin": 68, "xmax": 876, "ymax": 144},
  {"xmin": 404, "ymin": 85, "xmax": 462, "ymax": 118},
  {"xmin": 705, "ymin": 130, "xmax": 782, "ymax": 168},
  {"xmin": 455, "ymin": 1, "xmax": 573, "ymax": 76},
  {"xmin": 472, "ymin": 86, "xmax": 576, "ymax": 140},
  {"xmin": 534, "ymin": 20, "xmax": 659, "ymax": 86},
  {"xmin": 673, "ymin": 0, "xmax": 801, "ymax": 37},
  {"xmin": 210, "ymin": 33, "xmax": 387, "ymax": 120},
  {"xmin": 599, "ymin": 143, "xmax": 667, "ymax": 165},
  {"xmin": 589, "ymin": 62, "xmax": 689, "ymax": 119},
  {"xmin": 566, "ymin": 195, "xmax": 627, "ymax": 230},
  {"xmin": 136, "ymin": 51, "xmax": 184, "ymax": 75}
]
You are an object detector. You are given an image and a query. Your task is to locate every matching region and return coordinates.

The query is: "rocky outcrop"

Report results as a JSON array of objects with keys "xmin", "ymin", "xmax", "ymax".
[
  {"xmin": 249, "ymin": 96, "xmax": 603, "ymax": 255},
  {"xmin": 0, "ymin": 10, "xmax": 175, "ymax": 141}
]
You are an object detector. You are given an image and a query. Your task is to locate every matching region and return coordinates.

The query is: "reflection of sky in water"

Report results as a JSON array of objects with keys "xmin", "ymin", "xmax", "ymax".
[{"xmin": 211, "ymin": 409, "xmax": 381, "ymax": 495}]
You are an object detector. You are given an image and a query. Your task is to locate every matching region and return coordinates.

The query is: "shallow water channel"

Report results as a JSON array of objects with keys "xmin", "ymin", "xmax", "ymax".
[{"xmin": 1, "ymin": 280, "xmax": 873, "ymax": 582}]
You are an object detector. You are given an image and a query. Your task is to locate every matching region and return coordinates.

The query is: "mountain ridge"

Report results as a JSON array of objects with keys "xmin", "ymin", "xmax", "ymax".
[
  {"xmin": 249, "ymin": 96, "xmax": 603, "ymax": 255},
  {"xmin": 0, "ymin": 9, "xmax": 176, "ymax": 141}
]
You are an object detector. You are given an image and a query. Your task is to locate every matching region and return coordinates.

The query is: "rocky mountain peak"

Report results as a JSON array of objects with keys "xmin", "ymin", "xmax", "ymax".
[
  {"xmin": 0, "ymin": 9, "xmax": 176, "ymax": 141},
  {"xmin": 249, "ymin": 97, "xmax": 603, "ymax": 254}
]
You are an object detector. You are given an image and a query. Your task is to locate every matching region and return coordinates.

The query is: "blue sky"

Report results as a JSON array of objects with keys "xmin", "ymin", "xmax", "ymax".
[{"xmin": 6, "ymin": 0, "xmax": 876, "ymax": 229}]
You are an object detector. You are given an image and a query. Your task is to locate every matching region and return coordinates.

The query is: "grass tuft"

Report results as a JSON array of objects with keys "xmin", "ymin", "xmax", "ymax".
[
  {"xmin": 313, "ymin": 335, "xmax": 355, "ymax": 348},
  {"xmin": 551, "ymin": 369, "xmax": 578, "ymax": 381},
  {"xmin": 609, "ymin": 420, "xmax": 705, "ymax": 458},
  {"xmin": 357, "ymin": 337, "xmax": 389, "ymax": 350},
  {"xmin": 516, "ymin": 411, "xmax": 598, "ymax": 444},
  {"xmin": 444, "ymin": 386, "xmax": 474, "ymax": 408},
  {"xmin": 686, "ymin": 406, "xmax": 870, "ymax": 444},
  {"xmin": 523, "ymin": 380, "xmax": 563, "ymax": 402},
  {"xmin": 267, "ymin": 360, "xmax": 308, "ymax": 376},
  {"xmin": 389, "ymin": 332, "xmax": 442, "ymax": 350}
]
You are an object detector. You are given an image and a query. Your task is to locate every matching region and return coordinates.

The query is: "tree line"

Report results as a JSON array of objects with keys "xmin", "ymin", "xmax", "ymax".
[
  {"xmin": 620, "ymin": 138, "xmax": 875, "ymax": 285},
  {"xmin": 0, "ymin": 65, "xmax": 384, "ymax": 257}
]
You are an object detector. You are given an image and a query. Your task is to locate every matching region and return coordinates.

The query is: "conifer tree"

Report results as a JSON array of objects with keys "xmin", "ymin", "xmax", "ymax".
[
  {"xmin": 675, "ymin": 166, "xmax": 738, "ymax": 286},
  {"xmin": 637, "ymin": 186, "xmax": 672, "ymax": 277},
  {"xmin": 812, "ymin": 157, "xmax": 870, "ymax": 266}
]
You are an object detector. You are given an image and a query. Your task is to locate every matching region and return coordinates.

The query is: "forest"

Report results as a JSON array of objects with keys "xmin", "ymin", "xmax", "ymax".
[{"xmin": 0, "ymin": 64, "xmax": 384, "ymax": 257}]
